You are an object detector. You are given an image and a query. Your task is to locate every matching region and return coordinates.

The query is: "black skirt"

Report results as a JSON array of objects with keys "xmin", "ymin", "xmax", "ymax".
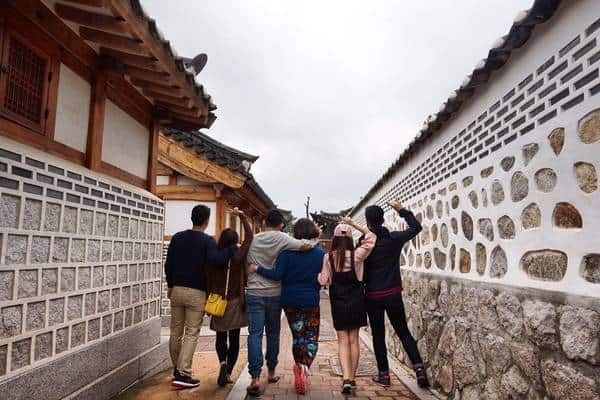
[{"xmin": 329, "ymin": 270, "xmax": 367, "ymax": 331}]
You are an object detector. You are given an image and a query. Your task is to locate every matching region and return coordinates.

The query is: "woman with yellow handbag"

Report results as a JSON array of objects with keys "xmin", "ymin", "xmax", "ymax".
[{"xmin": 205, "ymin": 208, "xmax": 252, "ymax": 387}]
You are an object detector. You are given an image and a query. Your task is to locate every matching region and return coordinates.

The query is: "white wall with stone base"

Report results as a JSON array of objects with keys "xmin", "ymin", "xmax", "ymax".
[
  {"xmin": 352, "ymin": 2, "xmax": 600, "ymax": 398},
  {"xmin": 0, "ymin": 137, "xmax": 168, "ymax": 399}
]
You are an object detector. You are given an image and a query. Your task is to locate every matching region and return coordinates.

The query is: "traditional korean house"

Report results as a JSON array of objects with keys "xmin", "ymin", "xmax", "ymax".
[
  {"xmin": 155, "ymin": 127, "xmax": 276, "ymax": 325},
  {"xmin": 311, "ymin": 207, "xmax": 352, "ymax": 247},
  {"xmin": 0, "ymin": 1, "xmax": 219, "ymax": 398}
]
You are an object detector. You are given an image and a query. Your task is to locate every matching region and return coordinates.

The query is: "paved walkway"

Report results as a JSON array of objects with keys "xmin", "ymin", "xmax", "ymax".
[{"xmin": 115, "ymin": 292, "xmax": 420, "ymax": 400}]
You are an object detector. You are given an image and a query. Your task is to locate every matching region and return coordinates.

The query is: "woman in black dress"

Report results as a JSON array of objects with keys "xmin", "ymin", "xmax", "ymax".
[{"xmin": 318, "ymin": 217, "xmax": 376, "ymax": 394}]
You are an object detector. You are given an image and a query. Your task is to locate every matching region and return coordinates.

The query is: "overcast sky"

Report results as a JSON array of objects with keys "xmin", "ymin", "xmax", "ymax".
[{"xmin": 143, "ymin": 0, "xmax": 531, "ymax": 217}]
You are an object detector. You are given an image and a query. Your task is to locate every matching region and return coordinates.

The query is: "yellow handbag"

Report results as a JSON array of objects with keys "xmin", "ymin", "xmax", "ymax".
[{"xmin": 204, "ymin": 261, "xmax": 231, "ymax": 317}]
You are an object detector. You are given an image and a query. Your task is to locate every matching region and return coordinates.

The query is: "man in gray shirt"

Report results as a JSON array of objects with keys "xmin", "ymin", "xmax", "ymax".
[{"xmin": 245, "ymin": 209, "xmax": 318, "ymax": 396}]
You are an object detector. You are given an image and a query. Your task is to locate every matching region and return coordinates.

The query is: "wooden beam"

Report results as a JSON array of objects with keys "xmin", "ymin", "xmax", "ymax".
[
  {"xmin": 159, "ymin": 104, "xmax": 202, "ymax": 118},
  {"xmin": 79, "ymin": 26, "xmax": 147, "ymax": 55},
  {"xmin": 106, "ymin": 76, "xmax": 153, "ymax": 129},
  {"xmin": 168, "ymin": 174, "xmax": 177, "ymax": 185},
  {"xmin": 160, "ymin": 192, "xmax": 217, "ymax": 202},
  {"xmin": 55, "ymin": 3, "xmax": 128, "ymax": 35},
  {"xmin": 129, "ymin": 78, "xmax": 185, "ymax": 97},
  {"xmin": 62, "ymin": 0, "xmax": 108, "ymax": 7},
  {"xmin": 86, "ymin": 70, "xmax": 107, "ymax": 171},
  {"xmin": 100, "ymin": 47, "xmax": 160, "ymax": 70},
  {"xmin": 216, "ymin": 197, "xmax": 225, "ymax": 236},
  {"xmin": 156, "ymin": 184, "xmax": 216, "ymax": 197},
  {"xmin": 108, "ymin": 0, "xmax": 207, "ymax": 115},
  {"xmin": 147, "ymin": 121, "xmax": 160, "ymax": 194},
  {"xmin": 156, "ymin": 162, "xmax": 174, "ymax": 176},
  {"xmin": 100, "ymin": 161, "xmax": 146, "ymax": 188},
  {"xmin": 143, "ymin": 90, "xmax": 192, "ymax": 108},
  {"xmin": 125, "ymin": 65, "xmax": 172, "ymax": 84}
]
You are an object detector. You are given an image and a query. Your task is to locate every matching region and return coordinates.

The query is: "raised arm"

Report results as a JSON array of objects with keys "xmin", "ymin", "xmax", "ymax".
[
  {"xmin": 256, "ymin": 252, "xmax": 289, "ymax": 281},
  {"xmin": 388, "ymin": 200, "xmax": 422, "ymax": 243},
  {"xmin": 279, "ymin": 232, "xmax": 319, "ymax": 252},
  {"xmin": 340, "ymin": 216, "xmax": 377, "ymax": 263},
  {"xmin": 231, "ymin": 209, "xmax": 254, "ymax": 265}
]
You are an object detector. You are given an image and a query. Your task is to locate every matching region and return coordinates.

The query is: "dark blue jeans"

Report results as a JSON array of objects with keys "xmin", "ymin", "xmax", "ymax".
[{"xmin": 246, "ymin": 294, "xmax": 282, "ymax": 378}]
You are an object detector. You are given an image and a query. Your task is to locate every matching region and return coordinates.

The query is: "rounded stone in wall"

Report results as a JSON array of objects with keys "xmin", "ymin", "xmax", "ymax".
[
  {"xmin": 408, "ymin": 250, "xmax": 414, "ymax": 266},
  {"xmin": 521, "ymin": 250, "xmax": 567, "ymax": 281},
  {"xmin": 416, "ymin": 253, "xmax": 423, "ymax": 268},
  {"xmin": 431, "ymin": 224, "xmax": 439, "ymax": 241},
  {"xmin": 450, "ymin": 245, "xmax": 456, "ymax": 271},
  {"xmin": 481, "ymin": 188, "xmax": 488, "ymax": 208},
  {"xmin": 400, "ymin": 254, "xmax": 407, "ymax": 266},
  {"xmin": 578, "ymin": 108, "xmax": 600, "ymax": 144},
  {"xmin": 478, "ymin": 218, "xmax": 494, "ymax": 241},
  {"xmin": 521, "ymin": 203, "xmax": 541, "ymax": 230},
  {"xmin": 449, "ymin": 182, "xmax": 457, "ymax": 191},
  {"xmin": 534, "ymin": 168, "xmax": 557, "ymax": 193},
  {"xmin": 459, "ymin": 248, "xmax": 471, "ymax": 273},
  {"xmin": 490, "ymin": 246, "xmax": 508, "ymax": 278},
  {"xmin": 491, "ymin": 180, "xmax": 505, "ymax": 205},
  {"xmin": 421, "ymin": 226, "xmax": 430, "ymax": 245},
  {"xmin": 438, "ymin": 187, "xmax": 447, "ymax": 196},
  {"xmin": 461, "ymin": 211, "xmax": 473, "ymax": 241},
  {"xmin": 451, "ymin": 217, "xmax": 458, "ymax": 234},
  {"xmin": 424, "ymin": 251, "xmax": 432, "ymax": 269},
  {"xmin": 511, "ymin": 171, "xmax": 529, "ymax": 202},
  {"xmin": 434, "ymin": 248, "xmax": 447, "ymax": 270},
  {"xmin": 463, "ymin": 176, "xmax": 474, "ymax": 187},
  {"xmin": 430, "ymin": 193, "xmax": 436, "ymax": 200},
  {"xmin": 522, "ymin": 143, "xmax": 539, "ymax": 166},
  {"xmin": 548, "ymin": 127, "xmax": 565, "ymax": 156},
  {"xmin": 553, "ymin": 202, "xmax": 583, "ymax": 229},
  {"xmin": 574, "ymin": 162, "xmax": 598, "ymax": 193},
  {"xmin": 451, "ymin": 195, "xmax": 460, "ymax": 209},
  {"xmin": 440, "ymin": 223, "xmax": 449, "ymax": 247},
  {"xmin": 446, "ymin": 201, "xmax": 450, "ymax": 216},
  {"xmin": 579, "ymin": 254, "xmax": 600, "ymax": 283},
  {"xmin": 497, "ymin": 215, "xmax": 516, "ymax": 239},
  {"xmin": 501, "ymin": 156, "xmax": 516, "ymax": 172},
  {"xmin": 468, "ymin": 191, "xmax": 478, "ymax": 208},
  {"xmin": 427, "ymin": 205, "xmax": 434, "ymax": 220},
  {"xmin": 476, "ymin": 243, "xmax": 486, "ymax": 276},
  {"xmin": 481, "ymin": 166, "xmax": 494, "ymax": 178},
  {"xmin": 436, "ymin": 200, "xmax": 443, "ymax": 218}
]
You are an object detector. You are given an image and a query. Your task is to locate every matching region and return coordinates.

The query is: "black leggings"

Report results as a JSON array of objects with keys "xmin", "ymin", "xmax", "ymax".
[
  {"xmin": 366, "ymin": 293, "xmax": 423, "ymax": 372},
  {"xmin": 215, "ymin": 329, "xmax": 241, "ymax": 374}
]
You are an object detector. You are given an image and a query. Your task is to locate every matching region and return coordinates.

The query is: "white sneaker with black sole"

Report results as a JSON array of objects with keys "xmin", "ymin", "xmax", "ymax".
[{"xmin": 172, "ymin": 371, "xmax": 200, "ymax": 389}]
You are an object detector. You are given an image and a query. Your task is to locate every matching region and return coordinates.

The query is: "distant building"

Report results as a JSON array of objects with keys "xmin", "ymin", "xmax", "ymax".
[{"xmin": 311, "ymin": 208, "xmax": 352, "ymax": 247}]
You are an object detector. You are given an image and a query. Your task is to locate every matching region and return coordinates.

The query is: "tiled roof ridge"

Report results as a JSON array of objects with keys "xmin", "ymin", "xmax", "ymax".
[{"xmin": 351, "ymin": 0, "xmax": 561, "ymax": 214}]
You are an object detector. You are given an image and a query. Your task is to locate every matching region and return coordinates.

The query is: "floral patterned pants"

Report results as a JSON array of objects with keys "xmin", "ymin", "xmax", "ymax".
[{"xmin": 284, "ymin": 306, "xmax": 320, "ymax": 368}]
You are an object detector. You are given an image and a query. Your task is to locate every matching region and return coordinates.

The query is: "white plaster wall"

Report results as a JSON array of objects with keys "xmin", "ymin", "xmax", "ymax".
[
  {"xmin": 352, "ymin": 0, "xmax": 600, "ymax": 298},
  {"xmin": 53, "ymin": 64, "xmax": 90, "ymax": 152},
  {"xmin": 165, "ymin": 200, "xmax": 216, "ymax": 237},
  {"xmin": 156, "ymin": 175, "xmax": 170, "ymax": 185},
  {"xmin": 102, "ymin": 100, "xmax": 149, "ymax": 179},
  {"xmin": 177, "ymin": 176, "xmax": 200, "ymax": 186}
]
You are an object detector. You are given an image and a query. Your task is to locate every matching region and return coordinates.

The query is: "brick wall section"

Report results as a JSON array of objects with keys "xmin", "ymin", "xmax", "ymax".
[{"xmin": 0, "ymin": 144, "xmax": 164, "ymax": 379}]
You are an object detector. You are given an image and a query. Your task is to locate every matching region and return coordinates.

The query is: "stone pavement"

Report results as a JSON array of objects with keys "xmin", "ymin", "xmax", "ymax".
[{"xmin": 115, "ymin": 292, "xmax": 422, "ymax": 400}]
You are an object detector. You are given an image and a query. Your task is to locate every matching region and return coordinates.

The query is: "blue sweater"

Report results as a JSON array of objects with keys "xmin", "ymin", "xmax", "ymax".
[{"xmin": 257, "ymin": 247, "xmax": 325, "ymax": 308}]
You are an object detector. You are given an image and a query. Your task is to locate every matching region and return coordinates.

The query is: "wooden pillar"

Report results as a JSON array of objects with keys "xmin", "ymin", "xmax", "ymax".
[
  {"xmin": 147, "ymin": 121, "xmax": 160, "ymax": 194},
  {"xmin": 215, "ymin": 197, "xmax": 225, "ymax": 238},
  {"xmin": 86, "ymin": 70, "xmax": 107, "ymax": 171}
]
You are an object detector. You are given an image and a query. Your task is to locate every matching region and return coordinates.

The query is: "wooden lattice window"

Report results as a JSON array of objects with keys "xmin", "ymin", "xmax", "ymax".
[{"xmin": 0, "ymin": 27, "xmax": 53, "ymax": 134}]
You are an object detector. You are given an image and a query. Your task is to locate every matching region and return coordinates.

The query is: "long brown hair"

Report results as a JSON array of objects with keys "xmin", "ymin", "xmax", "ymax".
[{"xmin": 329, "ymin": 236, "xmax": 355, "ymax": 272}]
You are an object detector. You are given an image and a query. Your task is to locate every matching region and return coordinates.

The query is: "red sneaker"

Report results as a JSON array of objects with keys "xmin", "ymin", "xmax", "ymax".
[{"xmin": 294, "ymin": 364, "xmax": 307, "ymax": 394}]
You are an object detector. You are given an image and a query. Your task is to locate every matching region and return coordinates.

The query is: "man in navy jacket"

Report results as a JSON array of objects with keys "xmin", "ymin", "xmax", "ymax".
[{"xmin": 361, "ymin": 200, "xmax": 429, "ymax": 388}]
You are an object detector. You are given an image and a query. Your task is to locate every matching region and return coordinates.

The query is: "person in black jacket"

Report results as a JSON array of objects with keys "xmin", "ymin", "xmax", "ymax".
[
  {"xmin": 361, "ymin": 200, "xmax": 429, "ymax": 388},
  {"xmin": 164, "ymin": 205, "xmax": 237, "ymax": 389}
]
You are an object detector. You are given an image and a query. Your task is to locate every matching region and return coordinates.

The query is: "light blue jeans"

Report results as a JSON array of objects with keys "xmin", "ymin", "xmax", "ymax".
[{"xmin": 246, "ymin": 294, "xmax": 281, "ymax": 378}]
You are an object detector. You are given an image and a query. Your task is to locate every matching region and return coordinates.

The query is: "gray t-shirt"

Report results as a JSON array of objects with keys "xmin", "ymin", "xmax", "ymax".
[{"xmin": 246, "ymin": 231, "xmax": 315, "ymax": 297}]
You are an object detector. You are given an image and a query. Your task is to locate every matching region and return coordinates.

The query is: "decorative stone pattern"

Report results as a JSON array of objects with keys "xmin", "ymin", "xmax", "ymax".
[
  {"xmin": 0, "ymin": 146, "xmax": 164, "ymax": 377},
  {"xmin": 349, "ymin": 23, "xmax": 600, "ymax": 399}
]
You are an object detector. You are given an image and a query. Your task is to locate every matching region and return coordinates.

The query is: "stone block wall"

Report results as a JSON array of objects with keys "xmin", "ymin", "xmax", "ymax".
[
  {"xmin": 351, "ymin": 5, "xmax": 600, "ymax": 399},
  {"xmin": 0, "ymin": 138, "xmax": 165, "ymax": 394}
]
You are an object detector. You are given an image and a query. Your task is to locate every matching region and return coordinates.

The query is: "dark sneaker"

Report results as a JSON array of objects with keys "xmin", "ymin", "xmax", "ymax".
[
  {"xmin": 349, "ymin": 380, "xmax": 357, "ymax": 391},
  {"xmin": 415, "ymin": 366, "xmax": 430, "ymax": 388},
  {"xmin": 246, "ymin": 383, "xmax": 263, "ymax": 397},
  {"xmin": 372, "ymin": 371, "xmax": 391, "ymax": 387},
  {"xmin": 217, "ymin": 362, "xmax": 228, "ymax": 387},
  {"xmin": 341, "ymin": 379, "xmax": 352, "ymax": 394},
  {"xmin": 172, "ymin": 371, "xmax": 200, "ymax": 389}
]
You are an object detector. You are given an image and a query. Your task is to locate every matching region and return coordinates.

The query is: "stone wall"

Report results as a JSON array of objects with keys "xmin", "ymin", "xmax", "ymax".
[
  {"xmin": 351, "ymin": 3, "xmax": 600, "ymax": 399},
  {"xmin": 387, "ymin": 271, "xmax": 600, "ymax": 399},
  {"xmin": 0, "ymin": 138, "xmax": 166, "ymax": 398}
]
